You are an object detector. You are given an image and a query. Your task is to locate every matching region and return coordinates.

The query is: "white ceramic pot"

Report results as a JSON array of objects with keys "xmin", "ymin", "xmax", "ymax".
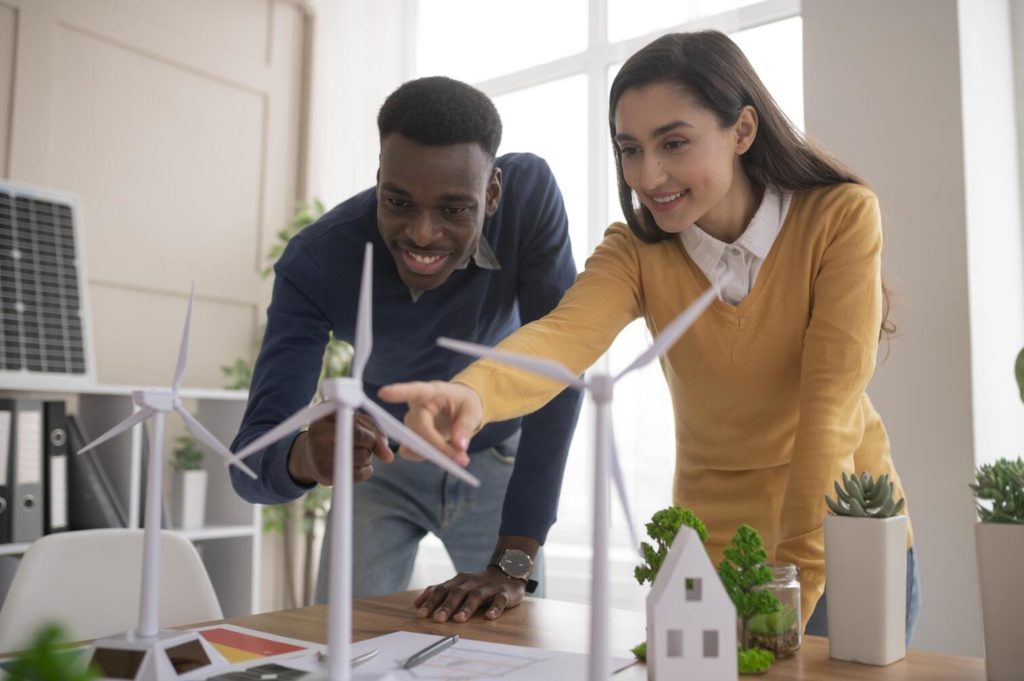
[
  {"xmin": 823, "ymin": 514, "xmax": 907, "ymax": 665},
  {"xmin": 171, "ymin": 469, "xmax": 207, "ymax": 530},
  {"xmin": 975, "ymin": 522, "xmax": 1024, "ymax": 681}
]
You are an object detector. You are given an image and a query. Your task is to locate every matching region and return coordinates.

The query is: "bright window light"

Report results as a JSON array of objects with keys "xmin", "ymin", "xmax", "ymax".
[{"xmin": 415, "ymin": 0, "xmax": 588, "ymax": 84}]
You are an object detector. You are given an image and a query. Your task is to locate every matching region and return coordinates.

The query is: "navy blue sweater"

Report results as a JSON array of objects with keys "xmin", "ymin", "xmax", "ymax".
[{"xmin": 229, "ymin": 153, "xmax": 582, "ymax": 543}]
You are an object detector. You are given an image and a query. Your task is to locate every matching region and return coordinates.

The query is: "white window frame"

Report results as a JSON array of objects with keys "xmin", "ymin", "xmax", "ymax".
[{"xmin": 406, "ymin": 0, "xmax": 801, "ymax": 608}]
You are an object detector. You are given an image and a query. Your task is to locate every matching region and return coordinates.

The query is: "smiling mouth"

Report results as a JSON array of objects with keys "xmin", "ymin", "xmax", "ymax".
[
  {"xmin": 400, "ymin": 248, "xmax": 450, "ymax": 276},
  {"xmin": 648, "ymin": 189, "xmax": 688, "ymax": 212}
]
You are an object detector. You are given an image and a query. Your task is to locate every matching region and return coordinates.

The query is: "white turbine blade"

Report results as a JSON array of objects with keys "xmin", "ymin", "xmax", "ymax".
[
  {"xmin": 351, "ymin": 242, "xmax": 373, "ymax": 382},
  {"xmin": 176, "ymin": 406, "xmax": 257, "ymax": 479},
  {"xmin": 608, "ymin": 420, "xmax": 641, "ymax": 556},
  {"xmin": 359, "ymin": 399, "xmax": 481, "ymax": 487},
  {"xmin": 172, "ymin": 283, "xmax": 197, "ymax": 394},
  {"xmin": 438, "ymin": 337, "xmax": 585, "ymax": 390},
  {"xmin": 615, "ymin": 286, "xmax": 717, "ymax": 380},
  {"xmin": 235, "ymin": 400, "xmax": 338, "ymax": 460},
  {"xmin": 77, "ymin": 408, "xmax": 154, "ymax": 455}
]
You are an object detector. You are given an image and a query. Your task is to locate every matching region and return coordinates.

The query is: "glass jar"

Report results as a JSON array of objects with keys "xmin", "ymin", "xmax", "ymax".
[{"xmin": 747, "ymin": 562, "xmax": 802, "ymax": 657}]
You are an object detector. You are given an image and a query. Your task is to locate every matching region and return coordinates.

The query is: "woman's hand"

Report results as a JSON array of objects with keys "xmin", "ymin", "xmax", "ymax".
[{"xmin": 377, "ymin": 381, "xmax": 483, "ymax": 465}]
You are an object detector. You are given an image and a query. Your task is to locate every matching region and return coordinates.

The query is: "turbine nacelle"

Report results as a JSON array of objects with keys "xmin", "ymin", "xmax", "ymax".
[
  {"xmin": 321, "ymin": 377, "xmax": 367, "ymax": 407},
  {"xmin": 133, "ymin": 390, "xmax": 176, "ymax": 412}
]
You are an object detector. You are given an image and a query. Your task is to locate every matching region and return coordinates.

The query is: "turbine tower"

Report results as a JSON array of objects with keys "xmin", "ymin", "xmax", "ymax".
[
  {"xmin": 437, "ymin": 285, "xmax": 716, "ymax": 681},
  {"xmin": 78, "ymin": 285, "xmax": 258, "ymax": 680},
  {"xmin": 237, "ymin": 243, "xmax": 481, "ymax": 680}
]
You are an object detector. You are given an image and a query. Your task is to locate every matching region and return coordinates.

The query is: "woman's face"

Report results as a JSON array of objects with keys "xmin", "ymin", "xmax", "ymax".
[{"xmin": 613, "ymin": 83, "xmax": 756, "ymax": 237}]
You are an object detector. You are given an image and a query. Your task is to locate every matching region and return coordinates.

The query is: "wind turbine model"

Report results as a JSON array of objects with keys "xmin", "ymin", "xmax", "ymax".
[
  {"xmin": 236, "ymin": 243, "xmax": 481, "ymax": 681},
  {"xmin": 437, "ymin": 285, "xmax": 717, "ymax": 681},
  {"xmin": 78, "ymin": 285, "xmax": 258, "ymax": 681}
]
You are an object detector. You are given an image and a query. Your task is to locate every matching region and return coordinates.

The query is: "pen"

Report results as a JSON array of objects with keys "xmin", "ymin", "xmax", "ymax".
[{"xmin": 403, "ymin": 634, "xmax": 459, "ymax": 669}]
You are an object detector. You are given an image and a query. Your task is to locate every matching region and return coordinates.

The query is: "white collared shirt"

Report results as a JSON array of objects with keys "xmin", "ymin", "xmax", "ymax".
[{"xmin": 679, "ymin": 186, "xmax": 793, "ymax": 305}]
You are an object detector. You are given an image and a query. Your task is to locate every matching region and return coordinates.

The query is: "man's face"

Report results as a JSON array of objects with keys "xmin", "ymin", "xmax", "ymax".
[{"xmin": 376, "ymin": 134, "xmax": 501, "ymax": 292}]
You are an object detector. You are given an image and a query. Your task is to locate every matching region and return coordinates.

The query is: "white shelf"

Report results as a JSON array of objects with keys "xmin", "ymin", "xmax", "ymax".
[
  {"xmin": 0, "ymin": 386, "xmax": 261, "ymax": 617},
  {"xmin": 179, "ymin": 524, "xmax": 259, "ymax": 542}
]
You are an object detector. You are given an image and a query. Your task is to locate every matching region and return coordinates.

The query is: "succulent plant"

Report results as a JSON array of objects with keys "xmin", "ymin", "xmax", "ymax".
[
  {"xmin": 970, "ymin": 457, "xmax": 1024, "ymax": 523},
  {"xmin": 825, "ymin": 471, "xmax": 906, "ymax": 518}
]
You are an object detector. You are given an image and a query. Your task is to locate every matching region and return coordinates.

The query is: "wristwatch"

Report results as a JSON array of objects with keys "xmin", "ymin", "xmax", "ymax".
[
  {"xmin": 490, "ymin": 548, "xmax": 539, "ymax": 593},
  {"xmin": 491, "ymin": 548, "xmax": 533, "ymax": 580}
]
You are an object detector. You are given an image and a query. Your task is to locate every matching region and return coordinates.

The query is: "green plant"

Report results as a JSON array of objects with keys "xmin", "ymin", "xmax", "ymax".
[
  {"xmin": 262, "ymin": 199, "xmax": 326, "ymax": 277},
  {"xmin": 221, "ymin": 357, "xmax": 254, "ymax": 391},
  {"xmin": 717, "ymin": 524, "xmax": 782, "ymax": 657},
  {"xmin": 4, "ymin": 623, "xmax": 97, "ymax": 681},
  {"xmin": 630, "ymin": 642, "xmax": 646, "ymax": 661},
  {"xmin": 970, "ymin": 458, "xmax": 1024, "ymax": 523},
  {"xmin": 737, "ymin": 647, "xmax": 774, "ymax": 674},
  {"xmin": 170, "ymin": 435, "xmax": 203, "ymax": 472},
  {"xmin": 747, "ymin": 605, "xmax": 799, "ymax": 637},
  {"xmin": 634, "ymin": 506, "xmax": 708, "ymax": 586},
  {"xmin": 825, "ymin": 471, "xmax": 906, "ymax": 518}
]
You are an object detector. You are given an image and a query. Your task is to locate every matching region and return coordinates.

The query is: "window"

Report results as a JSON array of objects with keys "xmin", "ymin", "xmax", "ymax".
[
  {"xmin": 667, "ymin": 628, "xmax": 683, "ymax": 658},
  {"xmin": 685, "ymin": 577, "xmax": 702, "ymax": 601},
  {"xmin": 411, "ymin": 0, "xmax": 803, "ymax": 609},
  {"xmin": 703, "ymin": 629, "xmax": 720, "ymax": 658}
]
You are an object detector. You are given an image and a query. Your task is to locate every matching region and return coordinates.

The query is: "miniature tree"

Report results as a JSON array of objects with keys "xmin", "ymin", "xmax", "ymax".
[
  {"xmin": 717, "ymin": 524, "xmax": 781, "ymax": 672},
  {"xmin": 635, "ymin": 506, "xmax": 708, "ymax": 586},
  {"xmin": 631, "ymin": 506, "xmax": 708, "ymax": 660}
]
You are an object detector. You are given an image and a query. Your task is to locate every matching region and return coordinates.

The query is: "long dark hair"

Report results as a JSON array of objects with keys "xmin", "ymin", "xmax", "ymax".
[{"xmin": 609, "ymin": 31, "xmax": 894, "ymax": 337}]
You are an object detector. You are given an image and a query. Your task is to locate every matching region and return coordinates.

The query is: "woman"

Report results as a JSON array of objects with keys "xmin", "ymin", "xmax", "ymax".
[{"xmin": 380, "ymin": 30, "xmax": 919, "ymax": 640}]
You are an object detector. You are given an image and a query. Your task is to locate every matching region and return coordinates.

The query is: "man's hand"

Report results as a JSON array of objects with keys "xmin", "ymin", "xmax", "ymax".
[
  {"xmin": 413, "ymin": 567, "xmax": 526, "ymax": 623},
  {"xmin": 287, "ymin": 412, "xmax": 394, "ymax": 485}
]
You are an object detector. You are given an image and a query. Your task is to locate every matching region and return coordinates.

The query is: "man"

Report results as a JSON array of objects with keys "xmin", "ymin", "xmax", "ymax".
[{"xmin": 230, "ymin": 76, "xmax": 582, "ymax": 623}]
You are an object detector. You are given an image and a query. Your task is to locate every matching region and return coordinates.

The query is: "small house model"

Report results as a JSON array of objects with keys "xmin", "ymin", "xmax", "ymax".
[{"xmin": 647, "ymin": 526, "xmax": 737, "ymax": 681}]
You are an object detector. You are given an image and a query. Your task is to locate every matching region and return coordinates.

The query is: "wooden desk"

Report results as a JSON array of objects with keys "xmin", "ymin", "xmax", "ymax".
[{"xmin": 221, "ymin": 591, "xmax": 984, "ymax": 680}]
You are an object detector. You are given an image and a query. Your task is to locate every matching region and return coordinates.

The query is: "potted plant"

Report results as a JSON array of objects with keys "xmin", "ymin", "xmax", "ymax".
[
  {"xmin": 170, "ymin": 435, "xmax": 207, "ymax": 530},
  {"xmin": 823, "ymin": 471, "xmax": 907, "ymax": 665},
  {"xmin": 223, "ymin": 199, "xmax": 354, "ymax": 608},
  {"xmin": 971, "ymin": 345, "xmax": 1024, "ymax": 681}
]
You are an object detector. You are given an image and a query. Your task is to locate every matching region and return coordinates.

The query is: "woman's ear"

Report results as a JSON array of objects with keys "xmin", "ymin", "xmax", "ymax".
[{"xmin": 735, "ymin": 105, "xmax": 758, "ymax": 155}]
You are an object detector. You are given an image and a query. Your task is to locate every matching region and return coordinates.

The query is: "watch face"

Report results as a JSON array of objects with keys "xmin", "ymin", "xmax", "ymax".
[{"xmin": 499, "ymin": 550, "xmax": 533, "ymax": 579}]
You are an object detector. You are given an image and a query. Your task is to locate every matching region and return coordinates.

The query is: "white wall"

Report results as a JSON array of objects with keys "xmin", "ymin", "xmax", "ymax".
[{"xmin": 805, "ymin": 0, "xmax": 1024, "ymax": 656}]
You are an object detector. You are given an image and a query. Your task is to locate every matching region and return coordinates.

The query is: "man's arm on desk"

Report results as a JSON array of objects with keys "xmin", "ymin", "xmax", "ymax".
[{"xmin": 411, "ymin": 155, "xmax": 582, "ymax": 623}]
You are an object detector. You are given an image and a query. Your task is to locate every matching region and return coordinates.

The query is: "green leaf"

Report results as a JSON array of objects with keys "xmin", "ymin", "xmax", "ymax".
[{"xmin": 738, "ymin": 647, "xmax": 774, "ymax": 674}]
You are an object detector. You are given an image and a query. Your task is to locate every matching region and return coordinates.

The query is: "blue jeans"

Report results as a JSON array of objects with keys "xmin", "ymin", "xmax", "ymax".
[
  {"xmin": 805, "ymin": 547, "xmax": 921, "ymax": 645},
  {"xmin": 314, "ymin": 432, "xmax": 545, "ymax": 602}
]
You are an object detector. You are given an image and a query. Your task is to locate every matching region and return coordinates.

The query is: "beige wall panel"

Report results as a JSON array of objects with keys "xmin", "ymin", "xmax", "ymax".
[
  {"xmin": 258, "ymin": 2, "xmax": 305, "ymax": 309},
  {"xmin": 47, "ymin": 26, "xmax": 265, "ymax": 301},
  {"xmin": 106, "ymin": 0, "xmax": 272, "ymax": 66},
  {"xmin": 89, "ymin": 283, "xmax": 255, "ymax": 387},
  {"xmin": 0, "ymin": 4, "xmax": 16, "ymax": 176}
]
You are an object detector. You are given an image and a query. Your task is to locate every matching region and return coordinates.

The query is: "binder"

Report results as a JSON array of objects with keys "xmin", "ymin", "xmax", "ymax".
[
  {"xmin": 6, "ymin": 399, "xmax": 45, "ymax": 543},
  {"xmin": 0, "ymin": 403, "xmax": 11, "ymax": 544},
  {"xmin": 43, "ymin": 401, "xmax": 69, "ymax": 534},
  {"xmin": 66, "ymin": 414, "xmax": 128, "ymax": 530}
]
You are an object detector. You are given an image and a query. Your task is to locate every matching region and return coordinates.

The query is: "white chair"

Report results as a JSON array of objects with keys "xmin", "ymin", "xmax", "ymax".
[{"xmin": 0, "ymin": 529, "xmax": 223, "ymax": 653}]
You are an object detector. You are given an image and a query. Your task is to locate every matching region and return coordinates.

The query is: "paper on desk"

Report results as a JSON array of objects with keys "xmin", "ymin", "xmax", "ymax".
[{"xmin": 345, "ymin": 631, "xmax": 632, "ymax": 680}]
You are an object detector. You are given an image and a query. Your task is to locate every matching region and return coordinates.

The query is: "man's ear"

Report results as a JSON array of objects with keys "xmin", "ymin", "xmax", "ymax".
[
  {"xmin": 735, "ymin": 105, "xmax": 758, "ymax": 156},
  {"xmin": 485, "ymin": 167, "xmax": 503, "ymax": 215}
]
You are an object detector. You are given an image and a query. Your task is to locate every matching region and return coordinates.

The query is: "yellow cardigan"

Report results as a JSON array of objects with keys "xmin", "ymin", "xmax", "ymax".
[{"xmin": 454, "ymin": 183, "xmax": 912, "ymax": 628}]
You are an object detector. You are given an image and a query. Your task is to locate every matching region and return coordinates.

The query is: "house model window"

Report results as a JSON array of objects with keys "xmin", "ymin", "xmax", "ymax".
[
  {"xmin": 667, "ymin": 629, "xmax": 683, "ymax": 657},
  {"xmin": 703, "ymin": 630, "xmax": 719, "ymax": 658},
  {"xmin": 686, "ymin": 577, "xmax": 703, "ymax": 601}
]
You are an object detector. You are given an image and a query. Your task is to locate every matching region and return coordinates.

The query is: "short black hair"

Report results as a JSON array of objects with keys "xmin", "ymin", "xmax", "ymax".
[{"xmin": 377, "ymin": 76, "xmax": 502, "ymax": 158}]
